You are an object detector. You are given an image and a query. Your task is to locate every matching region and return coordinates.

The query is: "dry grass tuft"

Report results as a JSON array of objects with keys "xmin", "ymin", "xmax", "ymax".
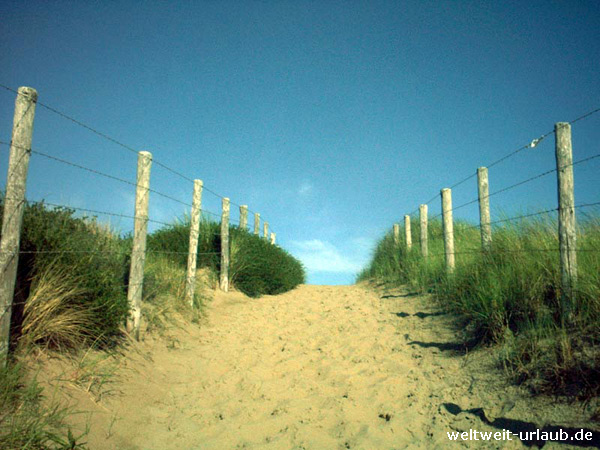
[{"xmin": 20, "ymin": 264, "xmax": 96, "ymax": 352}]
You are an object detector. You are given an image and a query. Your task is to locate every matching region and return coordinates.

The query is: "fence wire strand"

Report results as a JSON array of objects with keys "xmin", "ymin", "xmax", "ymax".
[
  {"xmin": 416, "ymin": 150, "xmax": 600, "ymax": 223},
  {"xmin": 0, "ymin": 249, "xmax": 221, "ymax": 256},
  {"xmin": 5, "ymin": 197, "xmax": 174, "ymax": 227},
  {"xmin": 414, "ymin": 200, "xmax": 599, "ymax": 241},
  {"xmin": 1, "ymin": 195, "xmax": 246, "ymax": 239},
  {"xmin": 0, "ymin": 141, "xmax": 194, "ymax": 209},
  {"xmin": 405, "ymin": 106, "xmax": 600, "ymax": 218}
]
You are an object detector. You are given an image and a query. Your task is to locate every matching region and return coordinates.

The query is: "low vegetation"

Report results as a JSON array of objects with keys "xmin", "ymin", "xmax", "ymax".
[
  {"xmin": 358, "ymin": 213, "xmax": 600, "ymax": 398},
  {"xmin": 228, "ymin": 228, "xmax": 306, "ymax": 297}
]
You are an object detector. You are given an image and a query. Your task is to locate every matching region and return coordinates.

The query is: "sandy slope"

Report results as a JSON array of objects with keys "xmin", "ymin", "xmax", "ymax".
[{"xmin": 41, "ymin": 284, "xmax": 599, "ymax": 449}]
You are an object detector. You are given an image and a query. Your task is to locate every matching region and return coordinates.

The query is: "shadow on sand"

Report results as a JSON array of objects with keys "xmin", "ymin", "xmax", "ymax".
[
  {"xmin": 391, "ymin": 311, "xmax": 446, "ymax": 319},
  {"xmin": 381, "ymin": 292, "xmax": 420, "ymax": 299},
  {"xmin": 408, "ymin": 339, "xmax": 479, "ymax": 355}
]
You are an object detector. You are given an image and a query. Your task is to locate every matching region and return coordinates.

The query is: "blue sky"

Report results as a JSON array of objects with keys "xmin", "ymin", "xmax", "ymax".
[{"xmin": 1, "ymin": 1, "xmax": 599, "ymax": 285}]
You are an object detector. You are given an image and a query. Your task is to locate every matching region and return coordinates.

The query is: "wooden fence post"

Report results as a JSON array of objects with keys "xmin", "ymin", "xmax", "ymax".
[
  {"xmin": 0, "ymin": 87, "xmax": 37, "ymax": 367},
  {"xmin": 441, "ymin": 188, "xmax": 455, "ymax": 274},
  {"xmin": 555, "ymin": 122, "xmax": 577, "ymax": 317},
  {"xmin": 393, "ymin": 223, "xmax": 400, "ymax": 246},
  {"xmin": 263, "ymin": 221, "xmax": 269, "ymax": 240},
  {"xmin": 126, "ymin": 151, "xmax": 152, "ymax": 340},
  {"xmin": 270, "ymin": 232, "xmax": 275, "ymax": 245},
  {"xmin": 404, "ymin": 215, "xmax": 412, "ymax": 250},
  {"xmin": 477, "ymin": 167, "xmax": 492, "ymax": 250},
  {"xmin": 220, "ymin": 198, "xmax": 230, "ymax": 292},
  {"xmin": 185, "ymin": 179, "xmax": 203, "ymax": 307},
  {"xmin": 254, "ymin": 213, "xmax": 260, "ymax": 236},
  {"xmin": 419, "ymin": 204, "xmax": 428, "ymax": 258},
  {"xmin": 239, "ymin": 205, "xmax": 248, "ymax": 229}
]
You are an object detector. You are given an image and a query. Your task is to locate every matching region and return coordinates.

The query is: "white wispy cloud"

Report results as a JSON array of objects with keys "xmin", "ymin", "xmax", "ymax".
[
  {"xmin": 298, "ymin": 181, "xmax": 314, "ymax": 196},
  {"xmin": 289, "ymin": 239, "xmax": 362, "ymax": 274}
]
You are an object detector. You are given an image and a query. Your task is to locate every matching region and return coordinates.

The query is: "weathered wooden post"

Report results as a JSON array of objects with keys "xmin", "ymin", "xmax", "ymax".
[
  {"xmin": 404, "ymin": 215, "xmax": 412, "ymax": 250},
  {"xmin": 220, "ymin": 198, "xmax": 230, "ymax": 291},
  {"xmin": 0, "ymin": 87, "xmax": 37, "ymax": 367},
  {"xmin": 263, "ymin": 221, "xmax": 269, "ymax": 240},
  {"xmin": 254, "ymin": 213, "xmax": 260, "ymax": 236},
  {"xmin": 185, "ymin": 179, "xmax": 203, "ymax": 307},
  {"xmin": 477, "ymin": 167, "xmax": 492, "ymax": 250},
  {"xmin": 270, "ymin": 232, "xmax": 275, "ymax": 245},
  {"xmin": 239, "ymin": 205, "xmax": 248, "ymax": 230},
  {"xmin": 393, "ymin": 223, "xmax": 400, "ymax": 246},
  {"xmin": 441, "ymin": 188, "xmax": 455, "ymax": 274},
  {"xmin": 419, "ymin": 204, "xmax": 428, "ymax": 258},
  {"xmin": 127, "ymin": 151, "xmax": 152, "ymax": 340},
  {"xmin": 555, "ymin": 122, "xmax": 577, "ymax": 317}
]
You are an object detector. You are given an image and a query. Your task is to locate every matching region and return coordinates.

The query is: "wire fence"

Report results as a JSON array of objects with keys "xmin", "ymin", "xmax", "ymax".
[
  {"xmin": 0, "ymin": 83, "xmax": 277, "ymax": 236},
  {"xmin": 392, "ymin": 107, "xmax": 600, "ymax": 288},
  {"xmin": 0, "ymin": 85, "xmax": 282, "ymax": 355}
]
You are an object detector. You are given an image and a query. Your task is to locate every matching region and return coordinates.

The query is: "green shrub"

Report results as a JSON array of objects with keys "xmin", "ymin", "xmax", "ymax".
[
  {"xmin": 147, "ymin": 217, "xmax": 305, "ymax": 298},
  {"xmin": 146, "ymin": 215, "xmax": 221, "ymax": 271},
  {"xmin": 229, "ymin": 228, "xmax": 305, "ymax": 297}
]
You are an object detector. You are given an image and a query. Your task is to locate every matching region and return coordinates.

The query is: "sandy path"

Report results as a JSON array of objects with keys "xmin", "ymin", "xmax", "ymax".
[
  {"xmin": 54, "ymin": 284, "xmax": 598, "ymax": 449},
  {"xmin": 188, "ymin": 284, "xmax": 431, "ymax": 449}
]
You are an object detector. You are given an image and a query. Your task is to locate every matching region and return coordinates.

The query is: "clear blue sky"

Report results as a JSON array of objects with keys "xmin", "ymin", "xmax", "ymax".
[{"xmin": 1, "ymin": 1, "xmax": 599, "ymax": 285}]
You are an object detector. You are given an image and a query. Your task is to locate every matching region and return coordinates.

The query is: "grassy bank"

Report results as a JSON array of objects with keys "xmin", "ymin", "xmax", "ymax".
[{"xmin": 358, "ymin": 214, "xmax": 600, "ymax": 398}]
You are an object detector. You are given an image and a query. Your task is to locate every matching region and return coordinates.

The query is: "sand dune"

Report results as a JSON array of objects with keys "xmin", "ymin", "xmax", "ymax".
[{"xmin": 43, "ymin": 283, "xmax": 599, "ymax": 449}]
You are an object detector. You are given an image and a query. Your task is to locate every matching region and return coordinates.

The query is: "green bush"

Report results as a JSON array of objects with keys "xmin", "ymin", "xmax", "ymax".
[
  {"xmin": 146, "ymin": 215, "xmax": 221, "ymax": 271},
  {"xmin": 229, "ymin": 228, "xmax": 305, "ymax": 297},
  {"xmin": 147, "ymin": 217, "xmax": 305, "ymax": 298}
]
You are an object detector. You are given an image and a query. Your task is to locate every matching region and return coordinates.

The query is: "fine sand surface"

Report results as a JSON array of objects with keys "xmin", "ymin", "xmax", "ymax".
[{"xmin": 40, "ymin": 284, "xmax": 599, "ymax": 449}]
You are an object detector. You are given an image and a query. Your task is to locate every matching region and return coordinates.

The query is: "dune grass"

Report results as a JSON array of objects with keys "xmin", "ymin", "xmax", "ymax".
[
  {"xmin": 358, "ymin": 213, "xmax": 600, "ymax": 398},
  {"xmin": 140, "ymin": 253, "xmax": 215, "ymax": 334},
  {"xmin": 19, "ymin": 264, "xmax": 96, "ymax": 353}
]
